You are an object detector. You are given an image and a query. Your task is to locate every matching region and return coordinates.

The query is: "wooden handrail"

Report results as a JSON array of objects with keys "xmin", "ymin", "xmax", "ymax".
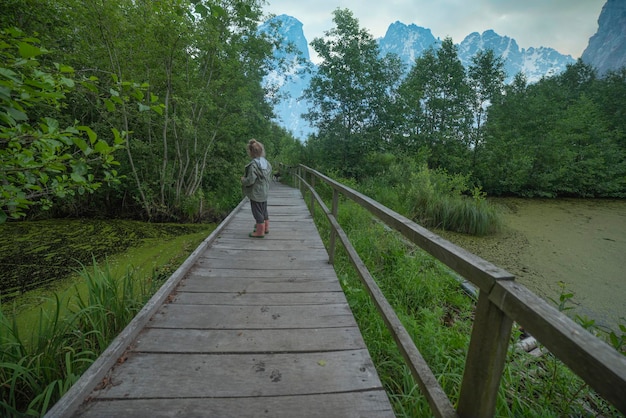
[
  {"xmin": 293, "ymin": 164, "xmax": 626, "ymax": 417},
  {"xmin": 299, "ymin": 175, "xmax": 457, "ymax": 418}
]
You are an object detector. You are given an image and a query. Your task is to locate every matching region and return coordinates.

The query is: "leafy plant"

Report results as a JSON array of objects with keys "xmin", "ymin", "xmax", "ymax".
[
  {"xmin": 0, "ymin": 259, "xmax": 158, "ymax": 416},
  {"xmin": 0, "ymin": 28, "xmax": 124, "ymax": 223}
]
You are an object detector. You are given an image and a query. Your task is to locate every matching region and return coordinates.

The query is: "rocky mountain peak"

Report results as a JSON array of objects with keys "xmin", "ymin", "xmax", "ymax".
[
  {"xmin": 378, "ymin": 21, "xmax": 438, "ymax": 68},
  {"xmin": 261, "ymin": 15, "xmax": 582, "ymax": 140},
  {"xmin": 582, "ymin": 0, "xmax": 626, "ymax": 75}
]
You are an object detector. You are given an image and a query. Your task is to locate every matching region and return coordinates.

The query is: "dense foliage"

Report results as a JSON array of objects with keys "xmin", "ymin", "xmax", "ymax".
[
  {"xmin": 302, "ymin": 9, "xmax": 626, "ymax": 199},
  {"xmin": 3, "ymin": 3, "xmax": 623, "ymax": 223},
  {"xmin": 0, "ymin": 0, "xmax": 303, "ymax": 223},
  {"xmin": 0, "ymin": 28, "xmax": 124, "ymax": 223}
]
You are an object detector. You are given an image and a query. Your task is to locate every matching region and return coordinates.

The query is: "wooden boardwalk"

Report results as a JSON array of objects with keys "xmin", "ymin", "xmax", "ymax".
[{"xmin": 50, "ymin": 182, "xmax": 394, "ymax": 417}]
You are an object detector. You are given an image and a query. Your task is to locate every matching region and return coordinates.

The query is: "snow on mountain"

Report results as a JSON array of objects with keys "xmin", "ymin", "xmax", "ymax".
[
  {"xmin": 379, "ymin": 21, "xmax": 438, "ymax": 68},
  {"xmin": 261, "ymin": 16, "xmax": 577, "ymax": 140},
  {"xmin": 392, "ymin": 27, "xmax": 575, "ymax": 84},
  {"xmin": 259, "ymin": 15, "xmax": 315, "ymax": 139}
]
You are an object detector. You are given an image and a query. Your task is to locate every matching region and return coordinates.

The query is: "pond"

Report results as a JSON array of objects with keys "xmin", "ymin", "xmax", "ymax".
[{"xmin": 437, "ymin": 198, "xmax": 626, "ymax": 330}]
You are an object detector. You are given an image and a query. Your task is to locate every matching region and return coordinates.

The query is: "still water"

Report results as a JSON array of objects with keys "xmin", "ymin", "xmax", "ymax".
[{"xmin": 439, "ymin": 198, "xmax": 626, "ymax": 330}]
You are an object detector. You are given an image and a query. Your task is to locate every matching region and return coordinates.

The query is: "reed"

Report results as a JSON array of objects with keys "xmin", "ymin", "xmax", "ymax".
[
  {"xmin": 0, "ymin": 261, "xmax": 156, "ymax": 417},
  {"xmin": 311, "ymin": 198, "xmax": 621, "ymax": 417},
  {"xmin": 358, "ymin": 163, "xmax": 502, "ymax": 236}
]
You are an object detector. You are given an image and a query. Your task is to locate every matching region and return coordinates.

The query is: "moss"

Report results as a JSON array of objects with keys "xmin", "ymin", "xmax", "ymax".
[{"xmin": 0, "ymin": 219, "xmax": 214, "ymax": 301}]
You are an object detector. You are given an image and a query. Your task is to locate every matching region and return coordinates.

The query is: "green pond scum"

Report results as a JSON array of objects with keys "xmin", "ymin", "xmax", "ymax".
[{"xmin": 0, "ymin": 219, "xmax": 215, "ymax": 303}]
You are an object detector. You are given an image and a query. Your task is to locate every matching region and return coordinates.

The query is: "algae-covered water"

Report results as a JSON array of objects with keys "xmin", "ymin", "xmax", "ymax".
[
  {"xmin": 438, "ymin": 198, "xmax": 626, "ymax": 330},
  {"xmin": 0, "ymin": 219, "xmax": 215, "ymax": 311}
]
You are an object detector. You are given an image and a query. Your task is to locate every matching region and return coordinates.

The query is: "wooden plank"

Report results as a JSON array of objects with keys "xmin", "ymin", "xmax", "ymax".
[
  {"xmin": 46, "ymin": 183, "xmax": 395, "ymax": 418},
  {"xmin": 75, "ymin": 392, "xmax": 395, "ymax": 418},
  {"xmin": 178, "ymin": 276, "xmax": 342, "ymax": 293},
  {"xmin": 200, "ymin": 248, "xmax": 330, "ymax": 263},
  {"xmin": 187, "ymin": 266, "xmax": 337, "ymax": 279},
  {"xmin": 209, "ymin": 239, "xmax": 326, "ymax": 251},
  {"xmin": 87, "ymin": 350, "xmax": 382, "ymax": 399},
  {"xmin": 194, "ymin": 256, "xmax": 330, "ymax": 270},
  {"xmin": 147, "ymin": 303, "xmax": 358, "ymax": 329},
  {"xmin": 134, "ymin": 327, "xmax": 366, "ymax": 353},
  {"xmin": 228, "ymin": 218, "xmax": 314, "ymax": 227},
  {"xmin": 171, "ymin": 291, "xmax": 347, "ymax": 305},
  {"xmin": 216, "ymin": 225, "xmax": 321, "ymax": 239}
]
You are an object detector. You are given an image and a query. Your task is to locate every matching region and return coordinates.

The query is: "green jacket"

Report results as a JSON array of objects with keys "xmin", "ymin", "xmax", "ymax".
[{"xmin": 241, "ymin": 157, "xmax": 272, "ymax": 202}]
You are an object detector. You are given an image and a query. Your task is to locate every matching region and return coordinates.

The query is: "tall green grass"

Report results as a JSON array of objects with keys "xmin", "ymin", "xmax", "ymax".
[
  {"xmin": 0, "ymin": 261, "xmax": 162, "ymax": 417},
  {"xmin": 358, "ymin": 156, "xmax": 502, "ymax": 236},
  {"xmin": 306, "ymin": 190, "xmax": 622, "ymax": 417}
]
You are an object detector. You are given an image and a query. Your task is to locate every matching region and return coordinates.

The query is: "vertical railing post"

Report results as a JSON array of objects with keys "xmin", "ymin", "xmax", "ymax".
[
  {"xmin": 297, "ymin": 165, "xmax": 302, "ymax": 193},
  {"xmin": 310, "ymin": 175, "xmax": 316, "ymax": 218},
  {"xmin": 457, "ymin": 290, "xmax": 513, "ymax": 417},
  {"xmin": 328, "ymin": 189, "xmax": 339, "ymax": 265}
]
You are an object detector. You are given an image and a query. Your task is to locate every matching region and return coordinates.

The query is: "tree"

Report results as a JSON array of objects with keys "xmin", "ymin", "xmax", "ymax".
[
  {"xmin": 52, "ymin": 0, "xmax": 275, "ymax": 220},
  {"xmin": 303, "ymin": 8, "xmax": 403, "ymax": 178},
  {"xmin": 549, "ymin": 94, "xmax": 625, "ymax": 196},
  {"xmin": 397, "ymin": 38, "xmax": 472, "ymax": 173},
  {"xmin": 0, "ymin": 28, "xmax": 122, "ymax": 223},
  {"xmin": 467, "ymin": 49, "xmax": 505, "ymax": 169}
]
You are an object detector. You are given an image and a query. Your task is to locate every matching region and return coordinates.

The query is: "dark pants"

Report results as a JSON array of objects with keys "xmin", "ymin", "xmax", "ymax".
[{"xmin": 250, "ymin": 200, "xmax": 268, "ymax": 224}]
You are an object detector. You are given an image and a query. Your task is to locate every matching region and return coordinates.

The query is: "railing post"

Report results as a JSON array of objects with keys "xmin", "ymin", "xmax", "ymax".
[
  {"xmin": 457, "ymin": 290, "xmax": 513, "ymax": 418},
  {"xmin": 310, "ymin": 176, "xmax": 316, "ymax": 218},
  {"xmin": 297, "ymin": 166, "xmax": 302, "ymax": 192},
  {"xmin": 328, "ymin": 189, "xmax": 339, "ymax": 265}
]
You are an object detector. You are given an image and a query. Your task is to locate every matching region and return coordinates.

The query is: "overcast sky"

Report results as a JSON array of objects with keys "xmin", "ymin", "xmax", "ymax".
[{"xmin": 263, "ymin": 0, "xmax": 606, "ymax": 63}]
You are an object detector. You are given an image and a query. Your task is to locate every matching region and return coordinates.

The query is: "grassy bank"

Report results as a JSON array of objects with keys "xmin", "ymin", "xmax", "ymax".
[
  {"xmin": 0, "ymin": 220, "xmax": 214, "ymax": 416},
  {"xmin": 3, "ymin": 228, "xmax": 212, "ymax": 332},
  {"xmin": 306, "ymin": 189, "xmax": 622, "ymax": 417}
]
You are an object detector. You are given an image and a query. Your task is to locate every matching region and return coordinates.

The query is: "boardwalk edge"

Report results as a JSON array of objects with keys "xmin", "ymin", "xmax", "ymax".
[{"xmin": 44, "ymin": 198, "xmax": 248, "ymax": 418}]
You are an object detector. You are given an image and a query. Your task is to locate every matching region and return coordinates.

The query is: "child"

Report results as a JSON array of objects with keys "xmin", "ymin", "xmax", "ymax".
[{"xmin": 241, "ymin": 139, "xmax": 272, "ymax": 238}]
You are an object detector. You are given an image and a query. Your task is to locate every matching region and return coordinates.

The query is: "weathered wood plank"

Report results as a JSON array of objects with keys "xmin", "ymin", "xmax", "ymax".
[
  {"xmin": 134, "ymin": 327, "xmax": 366, "ymax": 353},
  {"xmin": 194, "ymin": 256, "xmax": 330, "ymax": 270},
  {"xmin": 148, "ymin": 303, "xmax": 358, "ymax": 329},
  {"xmin": 46, "ymin": 183, "xmax": 394, "ymax": 418},
  {"xmin": 186, "ymin": 267, "xmax": 337, "ymax": 279},
  {"xmin": 171, "ymin": 291, "xmax": 347, "ymax": 305},
  {"xmin": 179, "ymin": 276, "xmax": 342, "ymax": 293},
  {"xmin": 200, "ymin": 249, "xmax": 330, "ymax": 264},
  {"xmin": 75, "ymin": 392, "xmax": 395, "ymax": 418},
  {"xmin": 89, "ymin": 350, "xmax": 382, "ymax": 399},
  {"xmin": 228, "ymin": 218, "xmax": 315, "ymax": 228},
  {"xmin": 210, "ymin": 237, "xmax": 326, "ymax": 251}
]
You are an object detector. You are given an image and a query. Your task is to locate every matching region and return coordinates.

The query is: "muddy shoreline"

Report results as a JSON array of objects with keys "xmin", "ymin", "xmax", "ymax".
[{"xmin": 436, "ymin": 198, "xmax": 626, "ymax": 330}]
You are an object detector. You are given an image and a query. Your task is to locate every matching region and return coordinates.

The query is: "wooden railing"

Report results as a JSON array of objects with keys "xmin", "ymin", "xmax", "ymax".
[{"xmin": 291, "ymin": 164, "xmax": 626, "ymax": 418}]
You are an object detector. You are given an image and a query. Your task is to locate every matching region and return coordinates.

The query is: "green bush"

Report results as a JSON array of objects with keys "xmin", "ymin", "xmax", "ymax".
[{"xmin": 358, "ymin": 156, "xmax": 502, "ymax": 236}]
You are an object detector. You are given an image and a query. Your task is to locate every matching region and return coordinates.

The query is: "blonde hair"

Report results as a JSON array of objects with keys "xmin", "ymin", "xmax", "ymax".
[{"xmin": 247, "ymin": 139, "xmax": 265, "ymax": 158}]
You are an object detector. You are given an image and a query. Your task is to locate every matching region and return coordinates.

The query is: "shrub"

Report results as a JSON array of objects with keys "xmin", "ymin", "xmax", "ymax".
[{"xmin": 359, "ymin": 156, "xmax": 502, "ymax": 236}]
